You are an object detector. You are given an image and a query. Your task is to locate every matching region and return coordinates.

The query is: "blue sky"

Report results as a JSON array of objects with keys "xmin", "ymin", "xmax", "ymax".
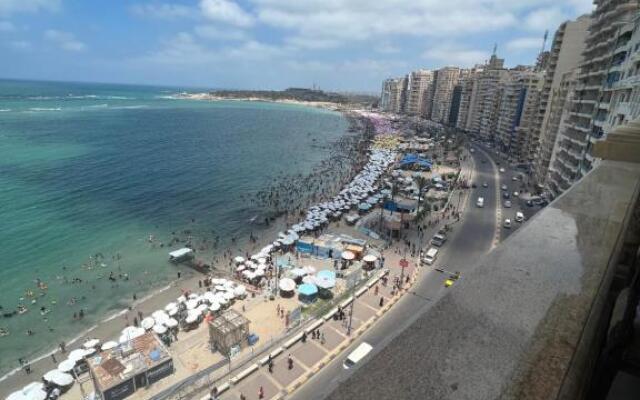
[{"xmin": 0, "ymin": 0, "xmax": 594, "ymax": 92}]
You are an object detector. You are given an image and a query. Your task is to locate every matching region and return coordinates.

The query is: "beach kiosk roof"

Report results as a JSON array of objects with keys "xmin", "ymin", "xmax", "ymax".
[{"xmin": 88, "ymin": 332, "xmax": 173, "ymax": 400}]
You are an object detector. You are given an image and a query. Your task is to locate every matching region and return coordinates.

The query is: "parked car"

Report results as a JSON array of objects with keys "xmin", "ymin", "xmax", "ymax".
[
  {"xmin": 504, "ymin": 218, "xmax": 512, "ymax": 228},
  {"xmin": 431, "ymin": 234, "xmax": 447, "ymax": 247},
  {"xmin": 513, "ymin": 191, "xmax": 519, "ymax": 197},
  {"xmin": 512, "ymin": 176, "xmax": 518, "ymax": 181},
  {"xmin": 503, "ymin": 192, "xmax": 510, "ymax": 199},
  {"xmin": 499, "ymin": 167, "xmax": 505, "ymax": 173},
  {"xmin": 515, "ymin": 212, "xmax": 525, "ymax": 222},
  {"xmin": 504, "ymin": 200, "xmax": 512, "ymax": 208},
  {"xmin": 482, "ymin": 182, "xmax": 488, "ymax": 188},
  {"xmin": 501, "ymin": 184, "xmax": 508, "ymax": 191},
  {"xmin": 471, "ymin": 182, "xmax": 477, "ymax": 188}
]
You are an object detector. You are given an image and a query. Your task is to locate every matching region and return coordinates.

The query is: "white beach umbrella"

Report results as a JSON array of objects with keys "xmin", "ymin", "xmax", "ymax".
[
  {"xmin": 188, "ymin": 293, "xmax": 199, "ymax": 300},
  {"xmin": 235, "ymin": 264, "xmax": 245, "ymax": 272},
  {"xmin": 119, "ymin": 326, "xmax": 145, "ymax": 343},
  {"xmin": 176, "ymin": 295, "xmax": 187, "ymax": 303},
  {"xmin": 83, "ymin": 339, "xmax": 100, "ymax": 349},
  {"xmin": 164, "ymin": 302, "xmax": 177, "ymax": 311},
  {"xmin": 303, "ymin": 266, "xmax": 316, "ymax": 275},
  {"xmin": 209, "ymin": 302, "xmax": 220, "ymax": 312},
  {"xmin": 57, "ymin": 359, "xmax": 76, "ymax": 373},
  {"xmin": 185, "ymin": 299, "xmax": 199, "ymax": 310},
  {"xmin": 152, "ymin": 310, "xmax": 169, "ymax": 321},
  {"xmin": 165, "ymin": 318, "xmax": 179, "ymax": 328},
  {"xmin": 185, "ymin": 313, "xmax": 199, "ymax": 324},
  {"xmin": 278, "ymin": 278, "xmax": 296, "ymax": 292},
  {"xmin": 82, "ymin": 348, "xmax": 96, "ymax": 357},
  {"xmin": 233, "ymin": 285, "xmax": 246, "ymax": 297},
  {"xmin": 234, "ymin": 256, "xmax": 245, "ymax": 264},
  {"xmin": 7, "ymin": 382, "xmax": 46, "ymax": 400},
  {"xmin": 101, "ymin": 341, "xmax": 118, "ymax": 351},
  {"xmin": 363, "ymin": 254, "xmax": 378, "ymax": 263},
  {"xmin": 222, "ymin": 291, "xmax": 234, "ymax": 301},
  {"xmin": 196, "ymin": 303, "xmax": 209, "ymax": 314},
  {"xmin": 141, "ymin": 317, "xmax": 155, "ymax": 330},
  {"xmin": 153, "ymin": 324, "xmax": 167, "ymax": 335},
  {"xmin": 341, "ymin": 251, "xmax": 355, "ymax": 260},
  {"xmin": 44, "ymin": 369, "xmax": 74, "ymax": 386},
  {"xmin": 67, "ymin": 349, "xmax": 86, "ymax": 363},
  {"xmin": 167, "ymin": 307, "xmax": 178, "ymax": 316}
]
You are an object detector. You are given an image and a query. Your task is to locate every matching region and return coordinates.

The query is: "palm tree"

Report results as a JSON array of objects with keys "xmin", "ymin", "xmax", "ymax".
[{"xmin": 414, "ymin": 176, "xmax": 429, "ymax": 212}]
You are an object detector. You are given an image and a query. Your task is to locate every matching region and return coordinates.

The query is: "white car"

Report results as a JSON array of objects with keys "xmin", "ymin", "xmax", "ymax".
[
  {"xmin": 501, "ymin": 184, "xmax": 508, "ymax": 191},
  {"xmin": 513, "ymin": 191, "xmax": 519, "ymax": 197},
  {"xmin": 343, "ymin": 342, "xmax": 373, "ymax": 369},
  {"xmin": 499, "ymin": 167, "xmax": 505, "ymax": 173},
  {"xmin": 504, "ymin": 200, "xmax": 512, "ymax": 208},
  {"xmin": 476, "ymin": 197, "xmax": 484, "ymax": 208},
  {"xmin": 503, "ymin": 218, "xmax": 512, "ymax": 228},
  {"xmin": 511, "ymin": 176, "xmax": 518, "ymax": 181},
  {"xmin": 515, "ymin": 212, "xmax": 525, "ymax": 222},
  {"xmin": 482, "ymin": 182, "xmax": 488, "ymax": 188}
]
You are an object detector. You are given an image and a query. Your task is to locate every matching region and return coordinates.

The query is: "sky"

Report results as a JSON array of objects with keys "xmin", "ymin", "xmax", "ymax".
[{"xmin": 0, "ymin": 0, "xmax": 594, "ymax": 92}]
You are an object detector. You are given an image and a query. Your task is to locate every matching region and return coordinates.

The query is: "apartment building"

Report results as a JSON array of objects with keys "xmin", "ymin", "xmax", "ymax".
[
  {"xmin": 549, "ymin": 0, "xmax": 638, "ymax": 197},
  {"xmin": 533, "ymin": 15, "xmax": 591, "ymax": 187},
  {"xmin": 430, "ymin": 67, "xmax": 461, "ymax": 124},
  {"xmin": 380, "ymin": 77, "xmax": 407, "ymax": 114},
  {"xmin": 603, "ymin": 15, "xmax": 640, "ymax": 133},
  {"xmin": 455, "ymin": 67, "xmax": 483, "ymax": 131},
  {"xmin": 470, "ymin": 55, "xmax": 510, "ymax": 141},
  {"xmin": 405, "ymin": 69, "xmax": 434, "ymax": 116},
  {"xmin": 495, "ymin": 69, "xmax": 544, "ymax": 164}
]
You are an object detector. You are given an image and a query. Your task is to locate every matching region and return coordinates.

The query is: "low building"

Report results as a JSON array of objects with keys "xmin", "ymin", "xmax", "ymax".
[{"xmin": 88, "ymin": 333, "xmax": 174, "ymax": 400}]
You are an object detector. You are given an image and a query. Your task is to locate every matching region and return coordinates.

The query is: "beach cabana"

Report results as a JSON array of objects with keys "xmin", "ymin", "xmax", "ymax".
[{"xmin": 297, "ymin": 283, "xmax": 318, "ymax": 303}]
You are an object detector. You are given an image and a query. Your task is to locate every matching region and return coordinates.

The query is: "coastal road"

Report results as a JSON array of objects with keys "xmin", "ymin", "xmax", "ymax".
[{"xmin": 288, "ymin": 147, "xmax": 500, "ymax": 400}]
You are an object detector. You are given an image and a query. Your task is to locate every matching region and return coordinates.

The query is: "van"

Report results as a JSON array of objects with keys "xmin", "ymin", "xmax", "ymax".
[
  {"xmin": 515, "ymin": 212, "xmax": 524, "ymax": 222},
  {"xmin": 476, "ymin": 197, "xmax": 484, "ymax": 208},
  {"xmin": 431, "ymin": 234, "xmax": 447, "ymax": 247},
  {"xmin": 343, "ymin": 342, "xmax": 373, "ymax": 369},
  {"xmin": 422, "ymin": 248, "xmax": 439, "ymax": 265}
]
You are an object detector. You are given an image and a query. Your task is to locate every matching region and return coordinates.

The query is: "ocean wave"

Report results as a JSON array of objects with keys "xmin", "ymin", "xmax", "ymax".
[
  {"xmin": 111, "ymin": 105, "xmax": 149, "ymax": 110},
  {"xmin": 0, "ymin": 109, "xmax": 11, "ymax": 112},
  {"xmin": 82, "ymin": 103, "xmax": 109, "ymax": 109},
  {"xmin": 27, "ymin": 107, "xmax": 62, "ymax": 112},
  {"xmin": 155, "ymin": 95, "xmax": 178, "ymax": 100}
]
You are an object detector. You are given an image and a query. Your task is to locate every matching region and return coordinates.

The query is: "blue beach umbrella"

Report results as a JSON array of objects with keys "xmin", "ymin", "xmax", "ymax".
[{"xmin": 297, "ymin": 283, "xmax": 318, "ymax": 296}]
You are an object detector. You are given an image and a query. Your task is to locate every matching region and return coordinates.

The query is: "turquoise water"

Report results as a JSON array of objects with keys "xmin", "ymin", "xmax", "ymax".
[{"xmin": 0, "ymin": 80, "xmax": 348, "ymax": 376}]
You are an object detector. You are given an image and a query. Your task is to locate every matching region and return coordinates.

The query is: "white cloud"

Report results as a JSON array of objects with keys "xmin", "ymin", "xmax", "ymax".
[
  {"xmin": 524, "ymin": 7, "xmax": 568, "ymax": 33},
  {"xmin": 506, "ymin": 37, "xmax": 543, "ymax": 52},
  {"xmin": 285, "ymin": 36, "xmax": 340, "ymax": 50},
  {"xmin": 8, "ymin": 39, "xmax": 31, "ymax": 50},
  {"xmin": 194, "ymin": 25, "xmax": 248, "ymax": 41},
  {"xmin": 44, "ymin": 29, "xmax": 86, "ymax": 52},
  {"xmin": 0, "ymin": 0, "xmax": 60, "ymax": 15},
  {"xmin": 375, "ymin": 42, "xmax": 401, "ymax": 54},
  {"xmin": 200, "ymin": 0, "xmax": 254, "ymax": 27},
  {"xmin": 0, "ymin": 20, "xmax": 14, "ymax": 31},
  {"xmin": 130, "ymin": 3, "xmax": 194, "ymax": 19},
  {"xmin": 423, "ymin": 44, "xmax": 489, "ymax": 67}
]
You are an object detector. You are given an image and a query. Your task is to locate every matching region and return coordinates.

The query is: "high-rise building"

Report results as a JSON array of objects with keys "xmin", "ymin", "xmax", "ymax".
[
  {"xmin": 405, "ymin": 69, "xmax": 434, "ymax": 116},
  {"xmin": 456, "ymin": 67, "xmax": 483, "ymax": 131},
  {"xmin": 380, "ymin": 77, "xmax": 407, "ymax": 114},
  {"xmin": 533, "ymin": 15, "xmax": 591, "ymax": 187},
  {"xmin": 431, "ymin": 67, "xmax": 461, "ymax": 124},
  {"xmin": 549, "ymin": 0, "xmax": 638, "ymax": 197},
  {"xmin": 602, "ymin": 14, "xmax": 640, "ymax": 134},
  {"xmin": 495, "ymin": 69, "xmax": 544, "ymax": 164},
  {"xmin": 470, "ymin": 54, "xmax": 510, "ymax": 141},
  {"xmin": 448, "ymin": 84, "xmax": 463, "ymax": 126}
]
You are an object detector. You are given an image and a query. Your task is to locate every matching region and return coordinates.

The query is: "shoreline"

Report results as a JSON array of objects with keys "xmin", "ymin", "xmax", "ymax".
[
  {"xmin": 172, "ymin": 92, "xmax": 344, "ymax": 111},
  {"xmin": 0, "ymin": 109, "xmax": 376, "ymax": 397}
]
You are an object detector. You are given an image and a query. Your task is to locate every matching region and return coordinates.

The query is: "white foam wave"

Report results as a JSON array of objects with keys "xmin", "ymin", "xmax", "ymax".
[
  {"xmin": 0, "ymin": 109, "xmax": 11, "ymax": 112},
  {"xmin": 28, "ymin": 107, "xmax": 62, "ymax": 112}
]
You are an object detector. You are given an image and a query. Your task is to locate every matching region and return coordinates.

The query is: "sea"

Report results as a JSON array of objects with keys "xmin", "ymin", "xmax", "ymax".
[{"xmin": 0, "ymin": 79, "xmax": 349, "ymax": 378}]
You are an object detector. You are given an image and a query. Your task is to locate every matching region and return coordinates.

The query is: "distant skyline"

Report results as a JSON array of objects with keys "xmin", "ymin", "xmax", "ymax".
[{"xmin": 0, "ymin": 0, "xmax": 594, "ymax": 92}]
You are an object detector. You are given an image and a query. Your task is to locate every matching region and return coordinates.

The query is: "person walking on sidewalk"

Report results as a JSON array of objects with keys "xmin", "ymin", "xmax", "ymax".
[
  {"xmin": 379, "ymin": 297, "xmax": 384, "ymax": 307},
  {"xmin": 258, "ymin": 386, "xmax": 264, "ymax": 399}
]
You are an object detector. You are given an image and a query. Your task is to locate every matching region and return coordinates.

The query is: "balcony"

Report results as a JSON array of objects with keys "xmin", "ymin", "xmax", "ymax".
[{"xmin": 328, "ymin": 149, "xmax": 640, "ymax": 400}]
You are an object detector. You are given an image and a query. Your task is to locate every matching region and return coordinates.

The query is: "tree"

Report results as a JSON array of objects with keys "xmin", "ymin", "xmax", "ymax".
[{"xmin": 414, "ymin": 176, "xmax": 429, "ymax": 212}]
